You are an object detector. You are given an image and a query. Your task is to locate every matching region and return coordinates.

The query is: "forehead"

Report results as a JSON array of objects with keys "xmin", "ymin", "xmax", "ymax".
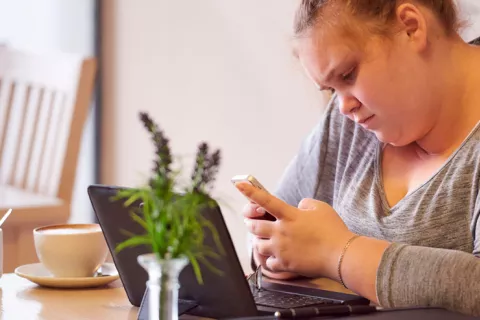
[{"xmin": 294, "ymin": 30, "xmax": 361, "ymax": 86}]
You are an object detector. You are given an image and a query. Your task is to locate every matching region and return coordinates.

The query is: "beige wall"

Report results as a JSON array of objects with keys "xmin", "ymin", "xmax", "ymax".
[
  {"xmin": 102, "ymin": 0, "xmax": 329, "ymax": 272},
  {"xmin": 457, "ymin": 0, "xmax": 480, "ymax": 42}
]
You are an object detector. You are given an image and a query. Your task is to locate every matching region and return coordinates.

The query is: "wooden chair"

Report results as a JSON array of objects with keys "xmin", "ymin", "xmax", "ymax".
[{"xmin": 0, "ymin": 47, "xmax": 96, "ymax": 272}]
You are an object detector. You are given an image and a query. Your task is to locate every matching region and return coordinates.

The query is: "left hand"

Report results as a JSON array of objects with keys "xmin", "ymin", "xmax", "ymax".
[{"xmin": 237, "ymin": 182, "xmax": 355, "ymax": 279}]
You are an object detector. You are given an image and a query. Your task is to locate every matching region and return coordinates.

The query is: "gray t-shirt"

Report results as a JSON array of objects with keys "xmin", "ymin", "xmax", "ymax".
[{"xmin": 273, "ymin": 96, "xmax": 480, "ymax": 315}]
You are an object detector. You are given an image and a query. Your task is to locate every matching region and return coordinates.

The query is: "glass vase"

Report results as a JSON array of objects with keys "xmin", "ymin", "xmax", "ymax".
[{"xmin": 138, "ymin": 253, "xmax": 189, "ymax": 320}]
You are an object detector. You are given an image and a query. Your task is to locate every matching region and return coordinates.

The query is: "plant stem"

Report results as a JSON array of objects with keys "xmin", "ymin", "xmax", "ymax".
[{"xmin": 160, "ymin": 268, "xmax": 170, "ymax": 320}]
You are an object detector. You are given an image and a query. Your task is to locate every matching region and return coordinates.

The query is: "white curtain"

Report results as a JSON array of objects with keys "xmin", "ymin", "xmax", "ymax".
[{"xmin": 457, "ymin": 0, "xmax": 480, "ymax": 42}]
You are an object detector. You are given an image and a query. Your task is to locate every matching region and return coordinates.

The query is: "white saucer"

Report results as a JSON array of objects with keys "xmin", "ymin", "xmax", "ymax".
[{"xmin": 14, "ymin": 262, "xmax": 120, "ymax": 289}]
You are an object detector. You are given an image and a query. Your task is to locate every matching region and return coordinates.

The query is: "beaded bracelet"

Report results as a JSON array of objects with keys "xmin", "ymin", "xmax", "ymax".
[{"xmin": 337, "ymin": 234, "xmax": 362, "ymax": 289}]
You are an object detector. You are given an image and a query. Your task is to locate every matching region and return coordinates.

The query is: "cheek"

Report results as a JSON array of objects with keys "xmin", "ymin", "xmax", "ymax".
[
  {"xmin": 353, "ymin": 71, "xmax": 399, "ymax": 114},
  {"xmin": 355, "ymin": 62, "xmax": 418, "ymax": 119}
]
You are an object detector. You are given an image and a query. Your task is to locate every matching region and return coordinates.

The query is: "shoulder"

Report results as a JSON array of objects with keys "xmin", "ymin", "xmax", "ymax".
[
  {"xmin": 451, "ymin": 123, "xmax": 480, "ymax": 169},
  {"xmin": 273, "ymin": 95, "xmax": 381, "ymax": 206},
  {"xmin": 279, "ymin": 94, "xmax": 378, "ymax": 200},
  {"xmin": 442, "ymin": 123, "xmax": 480, "ymax": 219}
]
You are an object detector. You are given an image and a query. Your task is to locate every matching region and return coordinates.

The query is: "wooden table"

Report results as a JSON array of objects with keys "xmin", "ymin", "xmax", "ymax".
[
  {"xmin": 0, "ymin": 273, "xmax": 355, "ymax": 319},
  {"xmin": 0, "ymin": 274, "xmax": 137, "ymax": 320}
]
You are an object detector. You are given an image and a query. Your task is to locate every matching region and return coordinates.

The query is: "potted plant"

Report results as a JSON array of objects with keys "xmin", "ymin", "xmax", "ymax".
[{"xmin": 113, "ymin": 112, "xmax": 225, "ymax": 320}]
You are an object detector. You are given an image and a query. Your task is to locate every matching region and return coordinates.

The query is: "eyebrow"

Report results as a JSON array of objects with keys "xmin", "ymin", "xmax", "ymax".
[
  {"xmin": 317, "ymin": 56, "xmax": 354, "ymax": 91},
  {"xmin": 317, "ymin": 69, "xmax": 338, "ymax": 91},
  {"xmin": 301, "ymin": 54, "xmax": 350, "ymax": 91}
]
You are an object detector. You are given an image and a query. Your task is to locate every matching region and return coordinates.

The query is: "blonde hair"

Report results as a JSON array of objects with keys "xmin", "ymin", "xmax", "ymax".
[{"xmin": 293, "ymin": 0, "xmax": 461, "ymax": 37}]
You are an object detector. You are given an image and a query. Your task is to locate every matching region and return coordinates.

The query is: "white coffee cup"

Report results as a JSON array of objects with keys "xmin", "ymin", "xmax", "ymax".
[{"xmin": 33, "ymin": 224, "xmax": 108, "ymax": 278}]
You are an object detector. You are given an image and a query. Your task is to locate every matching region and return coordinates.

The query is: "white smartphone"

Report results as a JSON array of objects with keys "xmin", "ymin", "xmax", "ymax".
[
  {"xmin": 231, "ymin": 174, "xmax": 276, "ymax": 221},
  {"xmin": 231, "ymin": 174, "xmax": 270, "ymax": 193}
]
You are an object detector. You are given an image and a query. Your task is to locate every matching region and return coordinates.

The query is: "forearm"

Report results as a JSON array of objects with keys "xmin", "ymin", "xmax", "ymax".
[
  {"xmin": 338, "ymin": 235, "xmax": 480, "ymax": 316},
  {"xmin": 337, "ymin": 235, "xmax": 390, "ymax": 304}
]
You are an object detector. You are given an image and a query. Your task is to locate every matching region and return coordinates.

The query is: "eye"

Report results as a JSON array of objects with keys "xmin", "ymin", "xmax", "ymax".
[{"xmin": 341, "ymin": 66, "xmax": 357, "ymax": 83}]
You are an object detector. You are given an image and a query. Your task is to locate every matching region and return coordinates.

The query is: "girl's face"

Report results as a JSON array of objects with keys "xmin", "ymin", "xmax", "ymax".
[{"xmin": 295, "ymin": 20, "xmax": 441, "ymax": 146}]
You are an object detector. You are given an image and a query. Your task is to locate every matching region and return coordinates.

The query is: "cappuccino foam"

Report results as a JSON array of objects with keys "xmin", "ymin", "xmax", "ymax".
[{"xmin": 38, "ymin": 226, "xmax": 101, "ymax": 235}]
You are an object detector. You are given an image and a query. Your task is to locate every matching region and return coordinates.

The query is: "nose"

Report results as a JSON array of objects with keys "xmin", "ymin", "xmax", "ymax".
[{"xmin": 338, "ymin": 93, "xmax": 361, "ymax": 116}]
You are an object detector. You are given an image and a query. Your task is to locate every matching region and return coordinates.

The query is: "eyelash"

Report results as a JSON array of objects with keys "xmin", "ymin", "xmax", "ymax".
[
  {"xmin": 321, "ymin": 66, "xmax": 357, "ymax": 94},
  {"xmin": 341, "ymin": 67, "xmax": 357, "ymax": 83}
]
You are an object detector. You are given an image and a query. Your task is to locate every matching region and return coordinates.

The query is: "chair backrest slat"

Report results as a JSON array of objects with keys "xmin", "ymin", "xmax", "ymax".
[
  {"xmin": 20, "ymin": 86, "xmax": 44, "ymax": 190},
  {"xmin": 0, "ymin": 81, "xmax": 15, "ymax": 173},
  {"xmin": 28, "ymin": 90, "xmax": 56, "ymax": 193},
  {"xmin": 9, "ymin": 84, "xmax": 32, "ymax": 186},
  {"xmin": 0, "ymin": 48, "xmax": 96, "ymax": 202}
]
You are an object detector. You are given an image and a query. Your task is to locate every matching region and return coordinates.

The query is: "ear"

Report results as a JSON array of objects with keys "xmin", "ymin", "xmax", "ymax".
[{"xmin": 396, "ymin": 3, "xmax": 428, "ymax": 51}]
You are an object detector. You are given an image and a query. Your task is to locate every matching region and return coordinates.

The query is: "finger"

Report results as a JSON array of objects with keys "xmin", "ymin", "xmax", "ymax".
[
  {"xmin": 266, "ymin": 256, "xmax": 285, "ymax": 273},
  {"xmin": 254, "ymin": 249, "xmax": 268, "ymax": 266},
  {"xmin": 244, "ymin": 218, "xmax": 275, "ymax": 238},
  {"xmin": 236, "ymin": 182, "xmax": 291, "ymax": 220},
  {"xmin": 242, "ymin": 202, "xmax": 265, "ymax": 219},
  {"xmin": 255, "ymin": 250, "xmax": 293, "ymax": 276},
  {"xmin": 252, "ymin": 237, "xmax": 274, "ymax": 256},
  {"xmin": 253, "ymin": 249, "xmax": 276, "ymax": 273},
  {"xmin": 256, "ymin": 206, "xmax": 267, "ymax": 214}
]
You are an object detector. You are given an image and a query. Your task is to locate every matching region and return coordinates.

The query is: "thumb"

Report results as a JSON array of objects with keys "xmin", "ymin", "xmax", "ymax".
[{"xmin": 298, "ymin": 198, "xmax": 321, "ymax": 210}]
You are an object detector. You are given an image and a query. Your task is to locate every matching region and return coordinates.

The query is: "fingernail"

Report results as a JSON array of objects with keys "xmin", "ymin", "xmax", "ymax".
[
  {"xmin": 236, "ymin": 183, "xmax": 246, "ymax": 192},
  {"xmin": 256, "ymin": 207, "xmax": 266, "ymax": 214}
]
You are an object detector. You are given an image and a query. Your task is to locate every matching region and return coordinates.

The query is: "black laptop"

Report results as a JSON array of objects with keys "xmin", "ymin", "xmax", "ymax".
[{"xmin": 87, "ymin": 184, "xmax": 369, "ymax": 319}]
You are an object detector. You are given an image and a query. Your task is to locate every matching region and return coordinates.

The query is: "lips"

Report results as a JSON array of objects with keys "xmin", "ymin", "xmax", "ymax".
[{"xmin": 357, "ymin": 115, "xmax": 374, "ymax": 124}]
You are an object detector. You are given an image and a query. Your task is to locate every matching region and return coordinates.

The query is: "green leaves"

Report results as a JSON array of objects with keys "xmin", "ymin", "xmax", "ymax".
[
  {"xmin": 115, "ymin": 234, "xmax": 152, "ymax": 253},
  {"xmin": 113, "ymin": 111, "xmax": 225, "ymax": 285}
]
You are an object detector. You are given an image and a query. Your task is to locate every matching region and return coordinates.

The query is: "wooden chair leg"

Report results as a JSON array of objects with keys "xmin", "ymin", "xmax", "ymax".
[
  {"xmin": 3, "ymin": 227, "xmax": 18, "ymax": 273},
  {"xmin": 17, "ymin": 225, "xmax": 40, "ymax": 267},
  {"xmin": 3, "ymin": 224, "xmax": 42, "ymax": 273}
]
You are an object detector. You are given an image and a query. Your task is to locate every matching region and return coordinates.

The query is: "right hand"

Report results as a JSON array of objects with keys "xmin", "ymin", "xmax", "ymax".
[{"xmin": 243, "ymin": 202, "xmax": 299, "ymax": 280}]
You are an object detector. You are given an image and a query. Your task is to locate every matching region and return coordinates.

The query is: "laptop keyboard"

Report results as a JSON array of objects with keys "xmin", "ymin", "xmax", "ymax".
[{"xmin": 252, "ymin": 289, "xmax": 341, "ymax": 309}]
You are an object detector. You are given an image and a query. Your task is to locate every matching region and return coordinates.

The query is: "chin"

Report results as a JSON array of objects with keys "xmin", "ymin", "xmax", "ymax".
[{"xmin": 373, "ymin": 131, "xmax": 411, "ymax": 147}]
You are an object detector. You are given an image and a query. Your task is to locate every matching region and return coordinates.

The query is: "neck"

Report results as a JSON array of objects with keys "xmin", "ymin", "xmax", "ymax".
[{"xmin": 414, "ymin": 38, "xmax": 480, "ymax": 156}]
